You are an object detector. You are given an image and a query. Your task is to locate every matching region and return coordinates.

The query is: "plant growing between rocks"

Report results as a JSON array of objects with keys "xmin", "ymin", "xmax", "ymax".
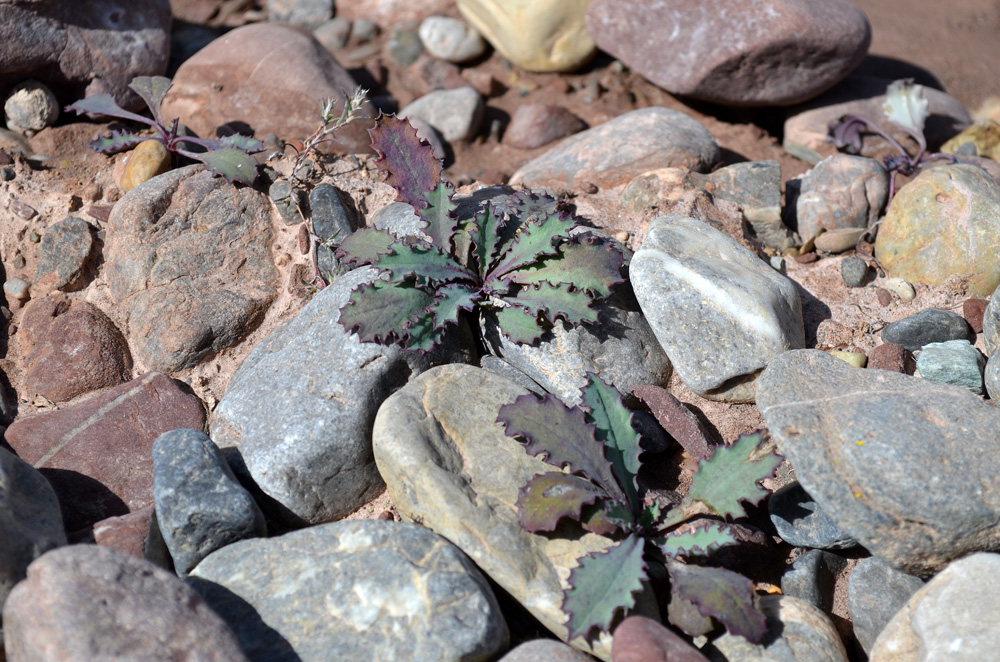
[
  {"xmin": 66, "ymin": 76, "xmax": 264, "ymax": 185},
  {"xmin": 336, "ymin": 115, "xmax": 625, "ymax": 351},
  {"xmin": 497, "ymin": 373, "xmax": 782, "ymax": 643}
]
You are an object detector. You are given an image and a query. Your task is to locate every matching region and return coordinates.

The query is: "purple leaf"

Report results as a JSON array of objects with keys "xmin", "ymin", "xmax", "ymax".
[
  {"xmin": 503, "ymin": 282, "xmax": 600, "ymax": 328},
  {"xmin": 368, "ymin": 115, "xmax": 442, "ymax": 210},
  {"xmin": 498, "ymin": 393, "xmax": 625, "ymax": 502},
  {"xmin": 88, "ymin": 131, "xmax": 152, "ymax": 154},
  {"xmin": 505, "ymin": 239, "xmax": 624, "ymax": 296},
  {"xmin": 189, "ymin": 148, "xmax": 259, "ymax": 186},
  {"xmin": 516, "ymin": 472, "xmax": 609, "ymax": 532},
  {"xmin": 563, "ymin": 535, "xmax": 647, "ymax": 641},
  {"xmin": 338, "ymin": 280, "xmax": 435, "ymax": 347},
  {"xmin": 375, "ymin": 244, "xmax": 474, "ymax": 284},
  {"xmin": 581, "ymin": 374, "xmax": 642, "ymax": 512},
  {"xmin": 65, "ymin": 94, "xmax": 157, "ymax": 128},
  {"xmin": 827, "ymin": 114, "xmax": 869, "ymax": 154},
  {"xmin": 667, "ymin": 561, "xmax": 767, "ymax": 642},
  {"xmin": 336, "ymin": 228, "xmax": 398, "ymax": 266},
  {"xmin": 128, "ymin": 76, "xmax": 172, "ymax": 126}
]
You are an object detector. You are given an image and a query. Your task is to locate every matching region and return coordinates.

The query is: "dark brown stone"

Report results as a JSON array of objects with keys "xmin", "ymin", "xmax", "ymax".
[
  {"xmin": 90, "ymin": 506, "xmax": 169, "ymax": 567},
  {"xmin": 964, "ymin": 296, "xmax": 988, "ymax": 333},
  {"xmin": 631, "ymin": 384, "xmax": 712, "ymax": 460},
  {"xmin": 2, "ymin": 545, "xmax": 248, "ymax": 662},
  {"xmin": 611, "ymin": 615, "xmax": 710, "ymax": 662},
  {"xmin": 34, "ymin": 216, "xmax": 95, "ymax": 293},
  {"xmin": 20, "ymin": 294, "xmax": 132, "ymax": 403},
  {"xmin": 502, "ymin": 103, "xmax": 586, "ymax": 150},
  {"xmin": 5, "ymin": 373, "xmax": 206, "ymax": 531},
  {"xmin": 876, "ymin": 287, "xmax": 893, "ymax": 307},
  {"xmin": 868, "ymin": 342, "xmax": 914, "ymax": 374}
]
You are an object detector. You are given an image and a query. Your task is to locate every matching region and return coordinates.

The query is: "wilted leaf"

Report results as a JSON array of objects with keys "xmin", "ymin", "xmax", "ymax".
[
  {"xmin": 827, "ymin": 115, "xmax": 869, "ymax": 154},
  {"xmin": 192, "ymin": 133, "xmax": 266, "ymax": 154},
  {"xmin": 685, "ymin": 431, "xmax": 782, "ymax": 520},
  {"xmin": 667, "ymin": 561, "xmax": 767, "ymax": 642},
  {"xmin": 581, "ymin": 374, "xmax": 642, "ymax": 512},
  {"xmin": 563, "ymin": 535, "xmax": 647, "ymax": 641},
  {"xmin": 883, "ymin": 79, "xmax": 929, "ymax": 142},
  {"xmin": 517, "ymin": 472, "xmax": 609, "ymax": 532},
  {"xmin": 369, "ymin": 115, "xmax": 442, "ymax": 210},
  {"xmin": 631, "ymin": 384, "xmax": 713, "ymax": 461},
  {"xmin": 655, "ymin": 521, "xmax": 740, "ymax": 559}
]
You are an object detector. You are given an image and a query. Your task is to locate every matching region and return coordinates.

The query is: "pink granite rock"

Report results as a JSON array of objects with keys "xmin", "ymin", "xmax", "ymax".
[
  {"xmin": 611, "ymin": 616, "xmax": 710, "ymax": 662},
  {"xmin": 503, "ymin": 104, "xmax": 586, "ymax": 150}
]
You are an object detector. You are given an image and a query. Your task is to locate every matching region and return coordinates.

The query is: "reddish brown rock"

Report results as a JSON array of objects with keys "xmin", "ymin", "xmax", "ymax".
[
  {"xmin": 876, "ymin": 287, "xmax": 893, "ymax": 307},
  {"xmin": 964, "ymin": 296, "xmax": 988, "ymax": 333},
  {"xmin": 611, "ymin": 615, "xmax": 710, "ymax": 662},
  {"xmin": 502, "ymin": 103, "xmax": 586, "ymax": 150},
  {"xmin": 868, "ymin": 342, "xmax": 915, "ymax": 374},
  {"xmin": 161, "ymin": 22, "xmax": 374, "ymax": 154},
  {"xmin": 3, "ymin": 545, "xmax": 248, "ymax": 662},
  {"xmin": 5, "ymin": 373, "xmax": 206, "ymax": 531},
  {"xmin": 632, "ymin": 384, "xmax": 713, "ymax": 459},
  {"xmin": 33, "ymin": 216, "xmax": 94, "ymax": 293},
  {"xmin": 20, "ymin": 294, "xmax": 132, "ymax": 403},
  {"xmin": 90, "ymin": 506, "xmax": 169, "ymax": 567}
]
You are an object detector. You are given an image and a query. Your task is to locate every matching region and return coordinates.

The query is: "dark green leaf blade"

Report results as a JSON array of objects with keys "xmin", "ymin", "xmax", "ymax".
[
  {"xmin": 491, "ymin": 306, "xmax": 548, "ymax": 345},
  {"xmin": 581, "ymin": 374, "xmax": 642, "ymax": 512},
  {"xmin": 517, "ymin": 472, "xmax": 609, "ymax": 532},
  {"xmin": 128, "ymin": 76, "xmax": 173, "ymax": 125},
  {"xmin": 563, "ymin": 535, "xmax": 647, "ymax": 641},
  {"xmin": 89, "ymin": 131, "xmax": 150, "ymax": 154},
  {"xmin": 655, "ymin": 522, "xmax": 741, "ymax": 559},
  {"xmin": 497, "ymin": 393, "xmax": 625, "ymax": 502},
  {"xmin": 190, "ymin": 148, "xmax": 260, "ymax": 185},
  {"xmin": 430, "ymin": 282, "xmax": 478, "ymax": 331},
  {"xmin": 368, "ymin": 115, "xmax": 442, "ymax": 210},
  {"xmin": 376, "ymin": 244, "xmax": 473, "ymax": 284},
  {"xmin": 488, "ymin": 212, "xmax": 575, "ymax": 279},
  {"xmin": 421, "ymin": 182, "xmax": 459, "ymax": 254},
  {"xmin": 504, "ymin": 282, "xmax": 600, "ymax": 327},
  {"xmin": 336, "ymin": 228, "xmax": 398, "ymax": 266},
  {"xmin": 506, "ymin": 239, "xmax": 624, "ymax": 296},
  {"xmin": 685, "ymin": 432, "xmax": 783, "ymax": 521},
  {"xmin": 338, "ymin": 280, "xmax": 434, "ymax": 346},
  {"xmin": 65, "ymin": 94, "xmax": 156, "ymax": 127},
  {"xmin": 472, "ymin": 202, "xmax": 506, "ymax": 280},
  {"xmin": 667, "ymin": 561, "xmax": 767, "ymax": 642}
]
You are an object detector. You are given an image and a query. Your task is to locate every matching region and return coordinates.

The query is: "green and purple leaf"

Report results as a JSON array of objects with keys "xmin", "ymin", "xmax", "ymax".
[
  {"xmin": 65, "ymin": 94, "xmax": 156, "ymax": 127},
  {"xmin": 667, "ymin": 561, "xmax": 767, "ymax": 642},
  {"xmin": 88, "ymin": 131, "xmax": 151, "ymax": 154},
  {"xmin": 369, "ymin": 115, "xmax": 442, "ymax": 210},
  {"xmin": 338, "ymin": 280, "xmax": 434, "ymax": 346},
  {"xmin": 472, "ymin": 202, "xmax": 507, "ymax": 280},
  {"xmin": 374, "ymin": 244, "xmax": 473, "ymax": 285},
  {"xmin": 336, "ymin": 228, "xmax": 398, "ymax": 266},
  {"xmin": 487, "ymin": 212, "xmax": 575, "ymax": 279},
  {"xmin": 504, "ymin": 282, "xmax": 600, "ymax": 328},
  {"xmin": 563, "ymin": 535, "xmax": 647, "ymax": 641},
  {"xmin": 505, "ymin": 239, "xmax": 623, "ymax": 296},
  {"xmin": 419, "ymin": 182, "xmax": 459, "ymax": 255},
  {"xmin": 684, "ymin": 431, "xmax": 782, "ymax": 521},
  {"xmin": 429, "ymin": 282, "xmax": 478, "ymax": 331},
  {"xmin": 128, "ymin": 75, "xmax": 172, "ymax": 126},
  {"xmin": 517, "ymin": 472, "xmax": 610, "ymax": 532},
  {"xmin": 580, "ymin": 374, "xmax": 642, "ymax": 511},
  {"xmin": 491, "ymin": 306, "xmax": 548, "ymax": 345},
  {"xmin": 188, "ymin": 147, "xmax": 260, "ymax": 186},
  {"xmin": 497, "ymin": 393, "xmax": 625, "ymax": 502},
  {"xmin": 655, "ymin": 521, "xmax": 741, "ymax": 559}
]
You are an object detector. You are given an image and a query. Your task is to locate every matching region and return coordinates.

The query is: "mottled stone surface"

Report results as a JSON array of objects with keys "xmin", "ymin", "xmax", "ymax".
[
  {"xmin": 106, "ymin": 165, "xmax": 279, "ymax": 373},
  {"xmin": 870, "ymin": 553, "xmax": 1000, "ymax": 662},
  {"xmin": 3, "ymin": 545, "xmax": 248, "ymax": 662},
  {"xmin": 848, "ymin": 556, "xmax": 925, "ymax": 654},
  {"xmin": 190, "ymin": 519, "xmax": 508, "ymax": 662},
  {"xmin": 770, "ymin": 482, "xmax": 858, "ymax": 550},
  {"xmin": 20, "ymin": 295, "xmax": 132, "ymax": 403},
  {"xmin": 5, "ymin": 373, "xmax": 206, "ymax": 532},
  {"xmin": 34, "ymin": 216, "xmax": 94, "ymax": 293},
  {"xmin": 418, "ymin": 15, "xmax": 486, "ymax": 63},
  {"xmin": 792, "ymin": 153, "xmax": 888, "ymax": 243},
  {"xmin": 373, "ymin": 364, "xmax": 658, "ymax": 660},
  {"xmin": 690, "ymin": 160, "xmax": 791, "ymax": 251},
  {"xmin": 510, "ymin": 107, "xmax": 719, "ymax": 190},
  {"xmin": 586, "ymin": 0, "xmax": 870, "ymax": 106},
  {"xmin": 631, "ymin": 215, "xmax": 804, "ymax": 401},
  {"xmin": 882, "ymin": 308, "xmax": 973, "ymax": 351},
  {"xmin": 612, "ymin": 615, "xmax": 711, "ymax": 662},
  {"xmin": 502, "ymin": 103, "xmax": 586, "ymax": 150},
  {"xmin": 501, "ymin": 639, "xmax": 596, "ymax": 662},
  {"xmin": 781, "ymin": 549, "xmax": 848, "ymax": 612},
  {"xmin": 875, "ymin": 165, "xmax": 1000, "ymax": 296},
  {"xmin": 984, "ymin": 288, "xmax": 1000, "ymax": 356},
  {"xmin": 757, "ymin": 350, "xmax": 1000, "ymax": 575},
  {"xmin": 915, "ymin": 339, "xmax": 986, "ymax": 395},
  {"xmin": 399, "ymin": 86, "xmax": 484, "ymax": 142},
  {"xmin": 211, "ymin": 266, "xmax": 473, "ymax": 526}
]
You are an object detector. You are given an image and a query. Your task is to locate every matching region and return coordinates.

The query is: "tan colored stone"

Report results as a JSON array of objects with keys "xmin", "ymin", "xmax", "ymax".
[
  {"xmin": 941, "ymin": 119, "xmax": 1000, "ymax": 161},
  {"xmin": 120, "ymin": 140, "xmax": 170, "ymax": 192},
  {"xmin": 457, "ymin": 0, "xmax": 596, "ymax": 72}
]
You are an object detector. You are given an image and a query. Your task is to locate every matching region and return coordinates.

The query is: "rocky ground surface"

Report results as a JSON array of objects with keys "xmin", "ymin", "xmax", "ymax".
[{"xmin": 1, "ymin": 0, "xmax": 1000, "ymax": 661}]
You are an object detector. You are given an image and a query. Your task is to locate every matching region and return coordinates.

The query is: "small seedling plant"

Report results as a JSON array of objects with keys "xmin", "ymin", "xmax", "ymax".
[
  {"xmin": 66, "ymin": 76, "xmax": 264, "ymax": 185},
  {"xmin": 497, "ymin": 373, "xmax": 782, "ymax": 643},
  {"xmin": 335, "ymin": 115, "xmax": 624, "ymax": 351},
  {"xmin": 828, "ymin": 79, "xmax": 956, "ymax": 198}
]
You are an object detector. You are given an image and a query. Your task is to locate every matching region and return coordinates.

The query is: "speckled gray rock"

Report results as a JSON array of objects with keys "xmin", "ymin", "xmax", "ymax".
[
  {"xmin": 3, "ymin": 79, "xmax": 59, "ymax": 134},
  {"xmin": 510, "ymin": 107, "xmax": 720, "ymax": 191},
  {"xmin": 268, "ymin": 178, "xmax": 303, "ymax": 225},
  {"xmin": 781, "ymin": 550, "xmax": 847, "ymax": 612},
  {"xmin": 266, "ymin": 0, "xmax": 333, "ymax": 30},
  {"xmin": 704, "ymin": 595, "xmax": 848, "ymax": 662},
  {"xmin": 309, "ymin": 183, "xmax": 354, "ymax": 276},
  {"xmin": 419, "ymin": 15, "xmax": 486, "ymax": 63},
  {"xmin": 373, "ymin": 363, "xmax": 658, "ymax": 660},
  {"xmin": 211, "ymin": 266, "xmax": 473, "ymax": 527},
  {"xmin": 152, "ymin": 429, "xmax": 265, "ymax": 578},
  {"xmin": 189, "ymin": 519, "xmax": 508, "ymax": 662},
  {"xmin": 479, "ymin": 354, "xmax": 546, "ymax": 397},
  {"xmin": 3, "ymin": 545, "xmax": 248, "ymax": 662},
  {"xmin": 882, "ymin": 307, "xmax": 973, "ymax": 351},
  {"xmin": 916, "ymin": 339, "xmax": 986, "ymax": 395},
  {"xmin": 0, "ymin": 446, "xmax": 66, "ymax": 609},
  {"xmin": 986, "ymin": 353, "xmax": 1000, "ymax": 401},
  {"xmin": 870, "ymin": 553, "xmax": 1000, "ymax": 662},
  {"xmin": 791, "ymin": 153, "xmax": 888, "ymax": 243},
  {"xmin": 34, "ymin": 216, "xmax": 94, "ymax": 293},
  {"xmin": 769, "ymin": 482, "xmax": 858, "ymax": 550},
  {"xmin": 631, "ymin": 215, "xmax": 805, "ymax": 402},
  {"xmin": 500, "ymin": 639, "xmax": 596, "ymax": 662},
  {"xmin": 107, "ymin": 165, "xmax": 279, "ymax": 373},
  {"xmin": 848, "ymin": 556, "xmax": 925, "ymax": 654},
  {"xmin": 757, "ymin": 349, "xmax": 1000, "ymax": 575},
  {"xmin": 984, "ymin": 289, "xmax": 1000, "ymax": 356},
  {"xmin": 841, "ymin": 256, "xmax": 869, "ymax": 288},
  {"xmin": 369, "ymin": 201, "xmax": 427, "ymax": 242},
  {"xmin": 399, "ymin": 87, "xmax": 484, "ymax": 142}
]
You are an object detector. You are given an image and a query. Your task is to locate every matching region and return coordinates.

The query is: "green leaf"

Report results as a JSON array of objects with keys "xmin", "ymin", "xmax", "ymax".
[
  {"xmin": 88, "ymin": 131, "xmax": 150, "ymax": 154},
  {"xmin": 65, "ymin": 94, "xmax": 156, "ymax": 127},
  {"xmin": 581, "ymin": 374, "xmax": 642, "ymax": 512},
  {"xmin": 667, "ymin": 561, "xmax": 767, "ymax": 642},
  {"xmin": 488, "ymin": 212, "xmax": 575, "ymax": 279},
  {"xmin": 655, "ymin": 522, "xmax": 740, "ymax": 559},
  {"xmin": 429, "ymin": 282, "xmax": 477, "ymax": 331},
  {"xmin": 472, "ymin": 202, "xmax": 507, "ymax": 280},
  {"xmin": 128, "ymin": 75, "xmax": 172, "ymax": 126},
  {"xmin": 336, "ymin": 228, "xmax": 397, "ymax": 266},
  {"xmin": 491, "ymin": 306, "xmax": 548, "ymax": 345},
  {"xmin": 190, "ymin": 148, "xmax": 259, "ymax": 186},
  {"xmin": 338, "ymin": 280, "xmax": 434, "ymax": 346},
  {"xmin": 506, "ymin": 239, "xmax": 624, "ymax": 296},
  {"xmin": 563, "ymin": 535, "xmax": 647, "ymax": 641},
  {"xmin": 375, "ymin": 244, "xmax": 473, "ymax": 285},
  {"xmin": 497, "ymin": 393, "xmax": 626, "ymax": 503},
  {"xmin": 684, "ymin": 431, "xmax": 782, "ymax": 521},
  {"xmin": 420, "ymin": 182, "xmax": 458, "ymax": 254},
  {"xmin": 883, "ymin": 79, "xmax": 929, "ymax": 142},
  {"xmin": 368, "ymin": 115, "xmax": 442, "ymax": 210},
  {"xmin": 504, "ymin": 282, "xmax": 600, "ymax": 328},
  {"xmin": 517, "ymin": 472, "xmax": 609, "ymax": 532},
  {"xmin": 580, "ymin": 502, "xmax": 625, "ymax": 536}
]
